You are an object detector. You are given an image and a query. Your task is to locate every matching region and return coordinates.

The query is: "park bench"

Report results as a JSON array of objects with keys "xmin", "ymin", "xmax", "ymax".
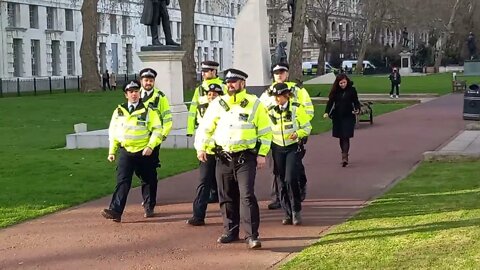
[
  {"xmin": 452, "ymin": 80, "xmax": 466, "ymax": 93},
  {"xmin": 355, "ymin": 101, "xmax": 373, "ymax": 127}
]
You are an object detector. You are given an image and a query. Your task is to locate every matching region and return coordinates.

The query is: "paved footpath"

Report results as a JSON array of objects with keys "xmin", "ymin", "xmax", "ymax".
[{"xmin": 0, "ymin": 94, "xmax": 465, "ymax": 270}]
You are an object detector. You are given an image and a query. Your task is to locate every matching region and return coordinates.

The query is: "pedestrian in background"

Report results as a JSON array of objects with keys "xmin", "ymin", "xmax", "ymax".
[
  {"xmin": 110, "ymin": 72, "xmax": 117, "ymax": 91},
  {"xmin": 389, "ymin": 67, "xmax": 401, "ymax": 98},
  {"xmin": 102, "ymin": 70, "xmax": 111, "ymax": 91},
  {"xmin": 323, "ymin": 74, "xmax": 360, "ymax": 167}
]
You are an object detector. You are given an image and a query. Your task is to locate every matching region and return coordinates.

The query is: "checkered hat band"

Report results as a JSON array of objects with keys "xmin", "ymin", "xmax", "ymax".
[
  {"xmin": 227, "ymin": 72, "xmax": 246, "ymax": 80},
  {"xmin": 141, "ymin": 70, "xmax": 156, "ymax": 77},
  {"xmin": 125, "ymin": 81, "xmax": 140, "ymax": 90},
  {"xmin": 201, "ymin": 64, "xmax": 218, "ymax": 69}
]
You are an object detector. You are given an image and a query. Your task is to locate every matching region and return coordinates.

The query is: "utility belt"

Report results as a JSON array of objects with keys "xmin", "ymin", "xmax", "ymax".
[{"xmin": 213, "ymin": 145, "xmax": 255, "ymax": 165}]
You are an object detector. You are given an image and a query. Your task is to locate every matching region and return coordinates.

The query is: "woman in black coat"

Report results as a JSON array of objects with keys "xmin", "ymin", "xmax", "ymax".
[{"xmin": 323, "ymin": 74, "xmax": 361, "ymax": 167}]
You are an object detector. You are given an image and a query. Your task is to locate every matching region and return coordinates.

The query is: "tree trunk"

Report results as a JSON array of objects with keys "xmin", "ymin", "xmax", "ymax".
[
  {"xmin": 356, "ymin": 19, "xmax": 372, "ymax": 74},
  {"xmin": 179, "ymin": 0, "xmax": 197, "ymax": 91},
  {"xmin": 305, "ymin": 18, "xmax": 327, "ymax": 75},
  {"xmin": 288, "ymin": 0, "xmax": 307, "ymax": 82},
  {"xmin": 434, "ymin": 0, "xmax": 463, "ymax": 71},
  {"xmin": 80, "ymin": 0, "xmax": 100, "ymax": 92}
]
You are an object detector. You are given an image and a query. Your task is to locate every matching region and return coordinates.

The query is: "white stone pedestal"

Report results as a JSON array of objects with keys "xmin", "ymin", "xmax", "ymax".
[
  {"xmin": 233, "ymin": 0, "xmax": 271, "ymax": 95},
  {"xmin": 399, "ymin": 51, "xmax": 413, "ymax": 75},
  {"xmin": 65, "ymin": 49, "xmax": 193, "ymax": 149}
]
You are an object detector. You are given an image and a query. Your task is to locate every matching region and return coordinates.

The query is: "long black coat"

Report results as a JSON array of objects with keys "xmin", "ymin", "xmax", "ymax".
[
  {"xmin": 141, "ymin": 0, "xmax": 170, "ymax": 26},
  {"xmin": 325, "ymin": 86, "xmax": 361, "ymax": 138}
]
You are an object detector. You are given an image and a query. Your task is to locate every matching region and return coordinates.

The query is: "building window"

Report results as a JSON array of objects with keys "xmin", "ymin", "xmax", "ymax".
[
  {"xmin": 230, "ymin": 3, "xmax": 235, "ymax": 16},
  {"xmin": 211, "ymin": 26, "xmax": 215, "ymax": 40},
  {"xmin": 177, "ymin": 22, "xmax": 181, "ymax": 40},
  {"xmin": 237, "ymin": 4, "xmax": 241, "ymax": 14},
  {"xmin": 203, "ymin": 25, "xmax": 208, "ymax": 40},
  {"xmin": 126, "ymin": 44, "xmax": 133, "ymax": 74},
  {"xmin": 197, "ymin": 0, "xmax": 202, "ymax": 12},
  {"xmin": 219, "ymin": 48, "xmax": 223, "ymax": 70},
  {"xmin": 31, "ymin": 40, "xmax": 41, "ymax": 76},
  {"xmin": 29, "ymin": 5, "xmax": 39, "ymax": 29},
  {"xmin": 122, "ymin": 16, "xmax": 129, "ymax": 35},
  {"xmin": 203, "ymin": 47, "xmax": 208, "ymax": 61},
  {"xmin": 47, "ymin": 7, "xmax": 56, "ymax": 30},
  {"xmin": 8, "ymin": 3, "xmax": 19, "ymax": 27},
  {"xmin": 205, "ymin": 0, "xmax": 209, "ymax": 13},
  {"xmin": 97, "ymin": 14, "xmax": 103, "ymax": 33},
  {"xmin": 197, "ymin": 47, "xmax": 202, "ymax": 66},
  {"xmin": 65, "ymin": 9, "xmax": 74, "ymax": 31},
  {"xmin": 99, "ymin": 43, "xmax": 107, "ymax": 73},
  {"xmin": 110, "ymin": 14, "xmax": 117, "ymax": 34},
  {"xmin": 195, "ymin": 24, "xmax": 200, "ymax": 40},
  {"xmin": 51, "ymin": 40, "xmax": 61, "ymax": 76},
  {"xmin": 66, "ymin": 41, "xmax": 75, "ymax": 75},
  {"xmin": 269, "ymin": 32, "xmax": 277, "ymax": 47},
  {"xmin": 213, "ymin": 47, "xmax": 218, "ymax": 62},
  {"xmin": 231, "ymin": 28, "xmax": 235, "ymax": 43},
  {"xmin": 13, "ymin": 39, "xmax": 23, "ymax": 77},
  {"xmin": 219, "ymin": 27, "xmax": 223, "ymax": 41}
]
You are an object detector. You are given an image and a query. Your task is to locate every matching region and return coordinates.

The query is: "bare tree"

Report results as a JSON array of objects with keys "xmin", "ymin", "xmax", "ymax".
[
  {"xmin": 178, "ymin": 0, "xmax": 197, "ymax": 91},
  {"xmin": 288, "ymin": 0, "xmax": 307, "ymax": 82},
  {"xmin": 305, "ymin": 0, "xmax": 338, "ymax": 75},
  {"xmin": 434, "ymin": 0, "xmax": 464, "ymax": 70},
  {"xmin": 80, "ymin": 0, "xmax": 101, "ymax": 92}
]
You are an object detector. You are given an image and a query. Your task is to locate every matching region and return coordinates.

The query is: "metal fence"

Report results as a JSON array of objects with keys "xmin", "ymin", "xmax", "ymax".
[{"xmin": 0, "ymin": 74, "xmax": 139, "ymax": 97}]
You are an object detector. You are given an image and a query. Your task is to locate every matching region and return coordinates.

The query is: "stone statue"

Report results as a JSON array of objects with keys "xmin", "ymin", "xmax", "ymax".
[
  {"xmin": 287, "ymin": 0, "xmax": 296, "ymax": 32},
  {"xmin": 273, "ymin": 41, "xmax": 288, "ymax": 65},
  {"xmin": 402, "ymin": 27, "xmax": 409, "ymax": 48},
  {"xmin": 467, "ymin": 32, "xmax": 477, "ymax": 60},
  {"xmin": 141, "ymin": 0, "xmax": 179, "ymax": 46}
]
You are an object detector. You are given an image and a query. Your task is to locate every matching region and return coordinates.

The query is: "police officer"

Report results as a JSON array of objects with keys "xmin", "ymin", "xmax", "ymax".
[
  {"xmin": 260, "ymin": 63, "xmax": 314, "ymax": 209},
  {"xmin": 138, "ymin": 67, "xmax": 173, "ymax": 217},
  {"xmin": 186, "ymin": 83, "xmax": 224, "ymax": 226},
  {"xmin": 268, "ymin": 83, "xmax": 312, "ymax": 225},
  {"xmin": 194, "ymin": 69, "xmax": 272, "ymax": 249},
  {"xmin": 187, "ymin": 60, "xmax": 226, "ymax": 202},
  {"xmin": 101, "ymin": 80, "xmax": 164, "ymax": 222}
]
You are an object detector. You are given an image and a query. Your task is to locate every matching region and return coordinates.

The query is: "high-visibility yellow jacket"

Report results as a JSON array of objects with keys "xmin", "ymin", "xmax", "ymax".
[
  {"xmin": 187, "ymin": 77, "xmax": 226, "ymax": 135},
  {"xmin": 141, "ymin": 87, "xmax": 172, "ymax": 139},
  {"xmin": 194, "ymin": 89, "xmax": 273, "ymax": 156},
  {"xmin": 260, "ymin": 81, "xmax": 315, "ymax": 121},
  {"xmin": 108, "ymin": 103, "xmax": 163, "ymax": 154},
  {"xmin": 268, "ymin": 101, "xmax": 312, "ymax": 147}
]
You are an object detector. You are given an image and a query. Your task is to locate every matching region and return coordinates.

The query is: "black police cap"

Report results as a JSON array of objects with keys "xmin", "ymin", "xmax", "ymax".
[
  {"xmin": 224, "ymin": 68, "xmax": 248, "ymax": 82},
  {"xmin": 201, "ymin": 61, "xmax": 220, "ymax": 71},
  {"xmin": 123, "ymin": 80, "xmax": 141, "ymax": 92},
  {"xmin": 272, "ymin": 63, "xmax": 289, "ymax": 73},
  {"xmin": 271, "ymin": 82, "xmax": 291, "ymax": 96},
  {"xmin": 139, "ymin": 68, "xmax": 157, "ymax": 78},
  {"xmin": 208, "ymin": 83, "xmax": 224, "ymax": 94}
]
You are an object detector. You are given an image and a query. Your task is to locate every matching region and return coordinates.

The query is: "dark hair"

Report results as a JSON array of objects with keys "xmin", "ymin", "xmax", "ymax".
[{"xmin": 328, "ymin": 73, "xmax": 353, "ymax": 99}]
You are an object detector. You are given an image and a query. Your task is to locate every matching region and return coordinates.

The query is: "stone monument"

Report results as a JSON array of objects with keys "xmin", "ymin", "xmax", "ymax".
[
  {"xmin": 233, "ymin": 0, "xmax": 271, "ymax": 95},
  {"xmin": 141, "ymin": 0, "xmax": 179, "ymax": 46},
  {"xmin": 399, "ymin": 51, "xmax": 412, "ymax": 75}
]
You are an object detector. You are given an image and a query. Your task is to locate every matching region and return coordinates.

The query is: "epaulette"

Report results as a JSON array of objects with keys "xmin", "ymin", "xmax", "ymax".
[
  {"xmin": 117, "ymin": 107, "xmax": 124, "ymax": 116},
  {"xmin": 219, "ymin": 99, "xmax": 230, "ymax": 111},
  {"xmin": 292, "ymin": 102, "xmax": 301, "ymax": 107},
  {"xmin": 240, "ymin": 98, "xmax": 249, "ymax": 108}
]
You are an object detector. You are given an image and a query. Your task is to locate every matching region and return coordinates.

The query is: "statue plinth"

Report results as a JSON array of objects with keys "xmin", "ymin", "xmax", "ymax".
[
  {"xmin": 137, "ymin": 49, "xmax": 192, "ymax": 148},
  {"xmin": 399, "ymin": 51, "xmax": 413, "ymax": 75}
]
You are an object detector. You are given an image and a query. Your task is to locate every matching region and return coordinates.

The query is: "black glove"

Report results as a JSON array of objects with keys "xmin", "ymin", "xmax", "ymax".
[{"xmin": 186, "ymin": 134, "xmax": 193, "ymax": 137}]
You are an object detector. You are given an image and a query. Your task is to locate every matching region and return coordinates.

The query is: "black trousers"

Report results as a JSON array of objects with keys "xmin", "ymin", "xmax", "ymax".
[
  {"xmin": 271, "ymin": 142, "xmax": 307, "ymax": 202},
  {"xmin": 390, "ymin": 83, "xmax": 399, "ymax": 96},
  {"xmin": 109, "ymin": 148, "xmax": 158, "ymax": 214},
  {"xmin": 102, "ymin": 79, "xmax": 110, "ymax": 91},
  {"xmin": 135, "ymin": 146, "xmax": 160, "ymax": 210},
  {"xmin": 272, "ymin": 143, "xmax": 302, "ymax": 217},
  {"xmin": 216, "ymin": 151, "xmax": 260, "ymax": 239},
  {"xmin": 192, "ymin": 154, "xmax": 217, "ymax": 220},
  {"xmin": 151, "ymin": 1, "xmax": 172, "ymax": 40}
]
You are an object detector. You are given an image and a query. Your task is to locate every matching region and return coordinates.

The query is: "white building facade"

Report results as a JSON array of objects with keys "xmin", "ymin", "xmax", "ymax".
[{"xmin": 0, "ymin": 0, "xmax": 244, "ymax": 79}]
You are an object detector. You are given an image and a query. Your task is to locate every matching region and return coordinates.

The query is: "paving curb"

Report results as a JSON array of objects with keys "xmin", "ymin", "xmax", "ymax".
[{"xmin": 423, "ymin": 151, "xmax": 480, "ymax": 161}]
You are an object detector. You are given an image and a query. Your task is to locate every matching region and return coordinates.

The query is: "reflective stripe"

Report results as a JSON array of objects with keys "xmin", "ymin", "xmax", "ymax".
[
  {"xmin": 188, "ymin": 112, "xmax": 196, "ymax": 117},
  {"xmin": 124, "ymin": 125, "xmax": 148, "ymax": 131},
  {"xmin": 304, "ymin": 102, "xmax": 313, "ymax": 106},
  {"xmin": 216, "ymin": 138, "xmax": 257, "ymax": 146},
  {"xmin": 124, "ymin": 134, "xmax": 149, "ymax": 140},
  {"xmin": 305, "ymin": 110, "xmax": 314, "ymax": 115},
  {"xmin": 260, "ymin": 138, "xmax": 271, "ymax": 145},
  {"xmin": 152, "ymin": 125, "xmax": 162, "ymax": 129},
  {"xmin": 229, "ymin": 123, "xmax": 255, "ymax": 129},
  {"xmin": 163, "ymin": 118, "xmax": 173, "ymax": 123},
  {"xmin": 247, "ymin": 99, "xmax": 261, "ymax": 122},
  {"xmin": 190, "ymin": 101, "xmax": 198, "ymax": 106},
  {"xmin": 258, "ymin": 126, "xmax": 271, "ymax": 135},
  {"xmin": 161, "ymin": 110, "xmax": 171, "ymax": 116}
]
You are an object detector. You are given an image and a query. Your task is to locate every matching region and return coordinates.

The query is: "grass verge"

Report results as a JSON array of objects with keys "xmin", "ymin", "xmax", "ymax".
[{"xmin": 281, "ymin": 160, "xmax": 480, "ymax": 269}]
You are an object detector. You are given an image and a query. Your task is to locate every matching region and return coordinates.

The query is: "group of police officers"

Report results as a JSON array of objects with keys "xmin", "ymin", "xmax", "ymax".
[{"xmin": 102, "ymin": 60, "xmax": 313, "ymax": 250}]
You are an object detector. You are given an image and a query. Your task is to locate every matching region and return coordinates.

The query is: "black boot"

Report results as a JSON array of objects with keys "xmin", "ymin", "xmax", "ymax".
[
  {"xmin": 150, "ymin": 25, "xmax": 162, "ymax": 46},
  {"xmin": 163, "ymin": 22, "xmax": 179, "ymax": 46},
  {"xmin": 342, "ymin": 153, "xmax": 349, "ymax": 167}
]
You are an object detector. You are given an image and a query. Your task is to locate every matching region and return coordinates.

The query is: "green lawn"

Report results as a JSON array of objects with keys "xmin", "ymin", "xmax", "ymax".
[
  {"xmin": 303, "ymin": 73, "xmax": 480, "ymax": 97},
  {"xmin": 0, "ymin": 91, "xmax": 198, "ymax": 228},
  {"xmin": 310, "ymin": 103, "xmax": 410, "ymax": 135},
  {"xmin": 281, "ymin": 160, "xmax": 480, "ymax": 269}
]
